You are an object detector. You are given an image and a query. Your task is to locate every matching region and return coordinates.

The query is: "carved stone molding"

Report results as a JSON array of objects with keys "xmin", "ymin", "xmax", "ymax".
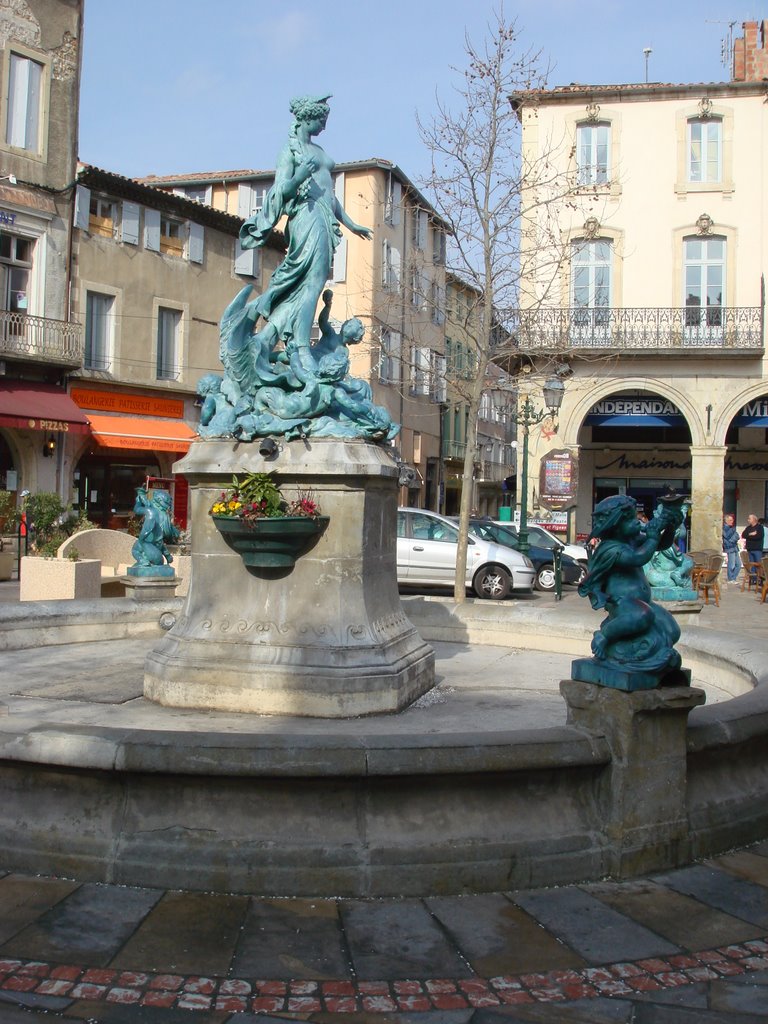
[
  {"xmin": 697, "ymin": 96, "xmax": 713, "ymax": 119},
  {"xmin": 585, "ymin": 102, "xmax": 601, "ymax": 123},
  {"xmin": 695, "ymin": 213, "xmax": 714, "ymax": 236},
  {"xmin": 583, "ymin": 216, "xmax": 601, "ymax": 239}
]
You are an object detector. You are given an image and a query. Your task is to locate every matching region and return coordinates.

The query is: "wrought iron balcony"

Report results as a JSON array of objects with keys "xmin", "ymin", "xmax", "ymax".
[
  {"xmin": 514, "ymin": 306, "xmax": 764, "ymax": 356},
  {"xmin": 0, "ymin": 310, "xmax": 84, "ymax": 368}
]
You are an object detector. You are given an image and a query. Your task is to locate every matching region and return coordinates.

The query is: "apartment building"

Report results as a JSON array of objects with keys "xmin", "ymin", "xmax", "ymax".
[
  {"xmin": 68, "ymin": 165, "xmax": 283, "ymax": 527},
  {"xmin": 514, "ymin": 19, "xmax": 768, "ymax": 548},
  {"xmin": 0, "ymin": 0, "xmax": 85, "ymax": 505},
  {"xmin": 141, "ymin": 160, "xmax": 454, "ymax": 508}
]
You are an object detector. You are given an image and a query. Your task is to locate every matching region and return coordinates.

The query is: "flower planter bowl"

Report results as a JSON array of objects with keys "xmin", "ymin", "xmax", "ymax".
[{"xmin": 212, "ymin": 515, "xmax": 329, "ymax": 568}]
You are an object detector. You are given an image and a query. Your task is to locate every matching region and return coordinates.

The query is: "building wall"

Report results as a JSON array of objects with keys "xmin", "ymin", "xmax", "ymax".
[{"xmin": 518, "ymin": 75, "xmax": 768, "ymax": 549}]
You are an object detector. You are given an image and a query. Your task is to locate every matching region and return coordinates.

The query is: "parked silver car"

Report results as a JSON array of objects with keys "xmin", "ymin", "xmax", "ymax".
[{"xmin": 397, "ymin": 507, "xmax": 536, "ymax": 599}]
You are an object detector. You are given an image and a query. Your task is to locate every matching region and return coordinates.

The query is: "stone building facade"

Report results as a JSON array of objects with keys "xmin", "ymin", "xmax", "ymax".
[{"xmin": 515, "ymin": 20, "xmax": 768, "ymax": 548}]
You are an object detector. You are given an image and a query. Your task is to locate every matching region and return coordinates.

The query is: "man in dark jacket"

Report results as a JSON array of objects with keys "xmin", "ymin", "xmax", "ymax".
[{"xmin": 741, "ymin": 513, "xmax": 763, "ymax": 584}]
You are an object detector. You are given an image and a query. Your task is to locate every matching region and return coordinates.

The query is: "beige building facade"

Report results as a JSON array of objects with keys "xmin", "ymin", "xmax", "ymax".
[
  {"xmin": 515, "ymin": 20, "xmax": 768, "ymax": 549},
  {"xmin": 0, "ymin": 0, "xmax": 85, "ymax": 508},
  {"xmin": 69, "ymin": 165, "xmax": 282, "ymax": 527}
]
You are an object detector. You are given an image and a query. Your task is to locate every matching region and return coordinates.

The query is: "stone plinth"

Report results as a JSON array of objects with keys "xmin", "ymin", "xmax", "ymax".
[
  {"xmin": 144, "ymin": 438, "xmax": 435, "ymax": 717},
  {"xmin": 561, "ymin": 678, "xmax": 705, "ymax": 878},
  {"xmin": 123, "ymin": 576, "xmax": 180, "ymax": 602}
]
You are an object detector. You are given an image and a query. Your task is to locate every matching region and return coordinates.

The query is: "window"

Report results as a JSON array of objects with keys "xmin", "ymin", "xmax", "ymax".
[
  {"xmin": 84, "ymin": 292, "xmax": 114, "ymax": 370},
  {"xmin": 570, "ymin": 238, "xmax": 612, "ymax": 342},
  {"xmin": 89, "ymin": 195, "xmax": 118, "ymax": 239},
  {"xmin": 411, "ymin": 346, "xmax": 432, "ymax": 396},
  {"xmin": 180, "ymin": 185, "xmax": 212, "ymax": 205},
  {"xmin": 6, "ymin": 52, "xmax": 43, "ymax": 153},
  {"xmin": 381, "ymin": 239, "xmax": 401, "ymax": 291},
  {"xmin": 576, "ymin": 122, "xmax": 610, "ymax": 186},
  {"xmin": 411, "ymin": 208, "xmax": 428, "ymax": 250},
  {"xmin": 684, "ymin": 236, "xmax": 725, "ymax": 337},
  {"xmin": 430, "ymin": 281, "xmax": 445, "ymax": 325},
  {"xmin": 0, "ymin": 233, "xmax": 33, "ymax": 315},
  {"xmin": 432, "ymin": 227, "xmax": 446, "ymax": 265},
  {"xmin": 160, "ymin": 216, "xmax": 184, "ymax": 256},
  {"xmin": 410, "ymin": 267, "xmax": 426, "ymax": 309},
  {"xmin": 384, "ymin": 174, "xmax": 401, "ymax": 226},
  {"xmin": 378, "ymin": 328, "xmax": 401, "ymax": 384},
  {"xmin": 156, "ymin": 307, "xmax": 181, "ymax": 380},
  {"xmin": 687, "ymin": 118, "xmax": 722, "ymax": 183}
]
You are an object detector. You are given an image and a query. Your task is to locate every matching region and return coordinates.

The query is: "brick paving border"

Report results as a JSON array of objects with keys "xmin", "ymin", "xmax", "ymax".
[{"xmin": 1, "ymin": 938, "xmax": 767, "ymax": 1013}]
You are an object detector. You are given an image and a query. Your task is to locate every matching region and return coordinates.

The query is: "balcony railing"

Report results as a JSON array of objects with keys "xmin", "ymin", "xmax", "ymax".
[
  {"xmin": 0, "ymin": 310, "xmax": 84, "ymax": 367},
  {"xmin": 514, "ymin": 306, "xmax": 764, "ymax": 355}
]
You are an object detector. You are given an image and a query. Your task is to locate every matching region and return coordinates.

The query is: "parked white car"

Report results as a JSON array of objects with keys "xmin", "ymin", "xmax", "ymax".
[
  {"xmin": 397, "ymin": 508, "xmax": 536, "ymax": 599},
  {"xmin": 495, "ymin": 522, "xmax": 589, "ymax": 574}
]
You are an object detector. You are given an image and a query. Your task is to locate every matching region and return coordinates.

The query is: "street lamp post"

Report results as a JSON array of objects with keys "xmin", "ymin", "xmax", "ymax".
[{"xmin": 513, "ymin": 376, "xmax": 566, "ymax": 554}]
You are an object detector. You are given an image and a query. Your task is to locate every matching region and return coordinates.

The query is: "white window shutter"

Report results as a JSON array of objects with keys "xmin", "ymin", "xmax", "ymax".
[
  {"xmin": 392, "ymin": 181, "xmax": 401, "ymax": 226},
  {"xmin": 391, "ymin": 245, "xmax": 401, "ymax": 291},
  {"xmin": 390, "ymin": 330, "xmax": 401, "ymax": 381},
  {"xmin": 334, "ymin": 172, "xmax": 345, "ymax": 205},
  {"xmin": 418, "ymin": 210, "xmax": 428, "ymax": 250},
  {"xmin": 203, "ymin": 185, "xmax": 212, "ymax": 205},
  {"xmin": 435, "ymin": 355, "xmax": 447, "ymax": 403},
  {"xmin": 121, "ymin": 201, "xmax": 140, "ymax": 245},
  {"xmin": 144, "ymin": 207, "xmax": 160, "ymax": 251},
  {"xmin": 238, "ymin": 183, "xmax": 253, "ymax": 218},
  {"xmin": 74, "ymin": 185, "xmax": 90, "ymax": 230},
  {"xmin": 332, "ymin": 236, "xmax": 347, "ymax": 282},
  {"xmin": 188, "ymin": 222, "xmax": 204, "ymax": 264},
  {"xmin": 382, "ymin": 239, "xmax": 390, "ymax": 287},
  {"xmin": 234, "ymin": 238, "xmax": 259, "ymax": 276}
]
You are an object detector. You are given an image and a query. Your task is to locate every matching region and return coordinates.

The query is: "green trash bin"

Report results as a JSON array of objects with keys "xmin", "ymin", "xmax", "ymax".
[{"xmin": 498, "ymin": 506, "xmax": 512, "ymax": 522}]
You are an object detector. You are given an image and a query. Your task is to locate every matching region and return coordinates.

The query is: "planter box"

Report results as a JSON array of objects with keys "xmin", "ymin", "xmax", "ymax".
[
  {"xmin": 0, "ymin": 548, "xmax": 14, "ymax": 582},
  {"xmin": 20, "ymin": 557, "xmax": 102, "ymax": 602}
]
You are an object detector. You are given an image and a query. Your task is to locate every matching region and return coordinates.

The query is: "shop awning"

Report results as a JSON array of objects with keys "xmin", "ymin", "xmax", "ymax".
[
  {"xmin": 87, "ymin": 414, "xmax": 195, "ymax": 452},
  {"xmin": 0, "ymin": 382, "xmax": 91, "ymax": 433}
]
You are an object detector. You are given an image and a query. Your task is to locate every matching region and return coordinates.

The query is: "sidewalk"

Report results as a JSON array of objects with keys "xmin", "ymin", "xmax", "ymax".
[{"xmin": 0, "ymin": 849, "xmax": 767, "ymax": 1021}]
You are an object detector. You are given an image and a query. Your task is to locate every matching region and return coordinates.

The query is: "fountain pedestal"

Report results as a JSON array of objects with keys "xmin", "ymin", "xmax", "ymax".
[{"xmin": 144, "ymin": 438, "xmax": 435, "ymax": 717}]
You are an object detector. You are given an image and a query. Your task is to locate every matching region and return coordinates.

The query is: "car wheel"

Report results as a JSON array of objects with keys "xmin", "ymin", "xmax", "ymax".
[
  {"xmin": 576, "ymin": 560, "xmax": 588, "ymax": 584},
  {"xmin": 535, "ymin": 564, "xmax": 557, "ymax": 591},
  {"xmin": 473, "ymin": 564, "xmax": 511, "ymax": 600}
]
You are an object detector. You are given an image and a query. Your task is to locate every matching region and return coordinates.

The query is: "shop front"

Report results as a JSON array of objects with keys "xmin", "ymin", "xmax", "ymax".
[
  {"xmin": 70, "ymin": 387, "xmax": 194, "ymax": 529},
  {"xmin": 578, "ymin": 392, "xmax": 768, "ymax": 536}
]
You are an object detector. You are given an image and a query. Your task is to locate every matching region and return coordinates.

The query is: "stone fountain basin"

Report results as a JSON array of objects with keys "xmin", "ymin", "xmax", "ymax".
[{"xmin": 0, "ymin": 595, "xmax": 765, "ymax": 896}]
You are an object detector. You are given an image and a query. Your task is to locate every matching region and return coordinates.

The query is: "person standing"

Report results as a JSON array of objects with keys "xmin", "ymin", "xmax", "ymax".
[
  {"xmin": 722, "ymin": 513, "xmax": 741, "ymax": 584},
  {"xmin": 760, "ymin": 517, "xmax": 768, "ymax": 556},
  {"xmin": 741, "ymin": 513, "xmax": 763, "ymax": 584}
]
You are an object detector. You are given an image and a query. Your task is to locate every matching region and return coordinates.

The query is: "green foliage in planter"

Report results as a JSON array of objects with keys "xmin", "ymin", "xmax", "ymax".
[{"xmin": 236, "ymin": 472, "xmax": 284, "ymax": 516}]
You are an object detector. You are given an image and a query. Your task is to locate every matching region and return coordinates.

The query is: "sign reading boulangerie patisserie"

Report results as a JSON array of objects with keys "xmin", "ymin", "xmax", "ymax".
[{"xmin": 538, "ymin": 449, "xmax": 578, "ymax": 510}]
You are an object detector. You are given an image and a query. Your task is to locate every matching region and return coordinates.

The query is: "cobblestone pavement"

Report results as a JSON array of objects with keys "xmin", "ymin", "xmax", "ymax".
[
  {"xmin": 0, "ymin": 849, "xmax": 767, "ymax": 1021},
  {"xmin": 0, "ymin": 578, "xmax": 766, "ymax": 1020}
]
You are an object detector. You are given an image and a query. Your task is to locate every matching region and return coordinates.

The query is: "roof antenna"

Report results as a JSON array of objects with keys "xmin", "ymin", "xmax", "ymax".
[{"xmin": 643, "ymin": 47, "xmax": 652, "ymax": 83}]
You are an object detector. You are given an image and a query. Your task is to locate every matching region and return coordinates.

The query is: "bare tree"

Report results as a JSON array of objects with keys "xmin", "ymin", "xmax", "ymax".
[{"xmin": 417, "ymin": 8, "xmax": 588, "ymax": 603}]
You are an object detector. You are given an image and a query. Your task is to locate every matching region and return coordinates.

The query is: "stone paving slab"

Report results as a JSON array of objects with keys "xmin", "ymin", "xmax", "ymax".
[
  {"xmin": 231, "ymin": 898, "xmax": 351, "ymax": 981},
  {"xmin": 511, "ymin": 886, "xmax": 681, "ymax": 964},
  {"xmin": 582, "ymin": 878, "xmax": 766, "ymax": 950},
  {"xmin": 110, "ymin": 891, "xmax": 249, "ymax": 977},
  {"xmin": 653, "ymin": 865, "xmax": 768, "ymax": 930},
  {"xmin": 425, "ymin": 893, "xmax": 587, "ymax": 976}
]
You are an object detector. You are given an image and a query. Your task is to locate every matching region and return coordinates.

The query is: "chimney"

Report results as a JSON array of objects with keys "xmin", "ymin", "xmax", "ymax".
[{"xmin": 732, "ymin": 20, "xmax": 768, "ymax": 81}]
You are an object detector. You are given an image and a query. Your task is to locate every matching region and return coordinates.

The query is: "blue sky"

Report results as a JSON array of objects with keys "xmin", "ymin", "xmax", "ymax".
[{"xmin": 79, "ymin": 0, "xmax": 744, "ymax": 184}]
